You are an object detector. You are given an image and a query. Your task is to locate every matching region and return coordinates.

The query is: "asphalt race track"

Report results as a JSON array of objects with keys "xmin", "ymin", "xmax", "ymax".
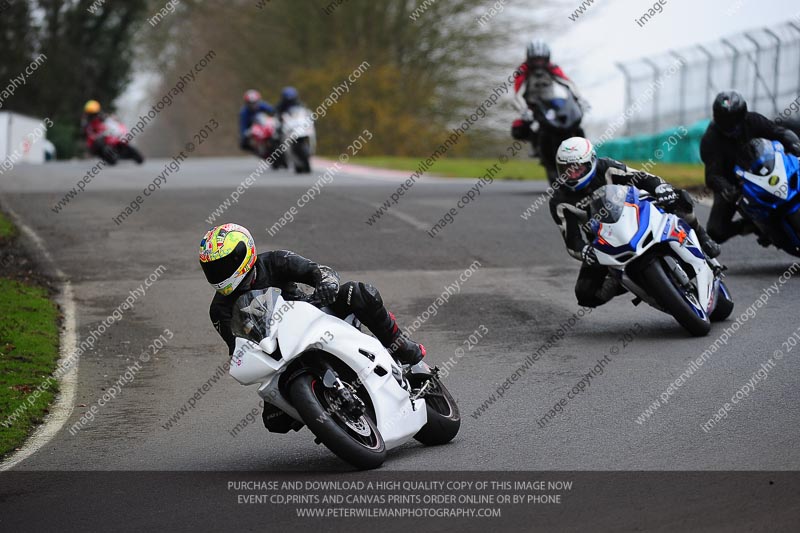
[{"xmin": 1, "ymin": 157, "xmax": 799, "ymax": 528}]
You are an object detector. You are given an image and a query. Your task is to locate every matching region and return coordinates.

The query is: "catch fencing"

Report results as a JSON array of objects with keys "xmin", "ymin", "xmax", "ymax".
[{"xmin": 616, "ymin": 23, "xmax": 800, "ymax": 136}]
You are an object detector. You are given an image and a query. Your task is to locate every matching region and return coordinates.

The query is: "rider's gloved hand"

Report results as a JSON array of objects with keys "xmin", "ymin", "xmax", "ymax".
[
  {"xmin": 315, "ymin": 279, "xmax": 339, "ymax": 306},
  {"xmin": 581, "ymin": 245, "xmax": 598, "ymax": 266},
  {"xmin": 655, "ymin": 184, "xmax": 679, "ymax": 208},
  {"xmin": 788, "ymin": 142, "xmax": 800, "ymax": 157},
  {"xmin": 521, "ymin": 109, "xmax": 534, "ymax": 123}
]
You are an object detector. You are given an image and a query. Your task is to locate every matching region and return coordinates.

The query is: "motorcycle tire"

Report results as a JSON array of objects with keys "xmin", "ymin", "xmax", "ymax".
[
  {"xmin": 641, "ymin": 257, "xmax": 711, "ymax": 336},
  {"xmin": 289, "ymin": 373, "xmax": 386, "ymax": 470},
  {"xmin": 125, "ymin": 145, "xmax": 145, "ymax": 164},
  {"xmin": 710, "ymin": 281, "xmax": 734, "ymax": 322},
  {"xmin": 413, "ymin": 378, "xmax": 461, "ymax": 446},
  {"xmin": 785, "ymin": 210, "xmax": 800, "ymax": 253},
  {"xmin": 101, "ymin": 146, "xmax": 118, "ymax": 165},
  {"xmin": 293, "ymin": 138, "xmax": 311, "ymax": 174}
]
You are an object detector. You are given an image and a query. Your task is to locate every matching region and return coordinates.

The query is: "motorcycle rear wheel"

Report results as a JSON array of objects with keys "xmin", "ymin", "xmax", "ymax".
[
  {"xmin": 641, "ymin": 258, "xmax": 711, "ymax": 336},
  {"xmin": 293, "ymin": 138, "xmax": 311, "ymax": 174},
  {"xmin": 124, "ymin": 145, "xmax": 145, "ymax": 164},
  {"xmin": 289, "ymin": 373, "xmax": 386, "ymax": 470}
]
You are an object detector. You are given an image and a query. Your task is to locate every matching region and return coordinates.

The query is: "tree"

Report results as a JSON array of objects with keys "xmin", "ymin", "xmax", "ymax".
[
  {"xmin": 0, "ymin": 0, "xmax": 148, "ymax": 158},
  {"xmin": 136, "ymin": 0, "xmax": 514, "ymax": 157}
]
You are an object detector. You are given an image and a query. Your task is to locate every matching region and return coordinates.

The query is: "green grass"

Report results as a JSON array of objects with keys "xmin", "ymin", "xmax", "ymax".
[
  {"xmin": 0, "ymin": 211, "xmax": 16, "ymax": 241},
  {"xmin": 350, "ymin": 156, "xmax": 707, "ymax": 189},
  {"xmin": 0, "ymin": 264, "xmax": 60, "ymax": 460}
]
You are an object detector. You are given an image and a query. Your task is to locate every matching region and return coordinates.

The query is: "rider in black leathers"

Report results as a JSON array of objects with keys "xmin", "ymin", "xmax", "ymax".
[
  {"xmin": 549, "ymin": 137, "xmax": 720, "ymax": 308},
  {"xmin": 200, "ymin": 225, "xmax": 424, "ymax": 365},
  {"xmin": 701, "ymin": 91, "xmax": 800, "ymax": 243}
]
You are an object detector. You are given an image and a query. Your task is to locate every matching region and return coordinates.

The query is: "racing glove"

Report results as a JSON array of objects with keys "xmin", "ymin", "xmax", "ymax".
[
  {"xmin": 655, "ymin": 184, "xmax": 679, "ymax": 208},
  {"xmin": 315, "ymin": 274, "xmax": 339, "ymax": 306},
  {"xmin": 788, "ymin": 142, "xmax": 800, "ymax": 158},
  {"xmin": 581, "ymin": 245, "xmax": 598, "ymax": 266}
]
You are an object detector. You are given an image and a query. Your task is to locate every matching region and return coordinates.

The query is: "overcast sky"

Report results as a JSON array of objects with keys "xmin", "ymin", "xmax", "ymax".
[{"xmin": 528, "ymin": 0, "xmax": 798, "ymax": 129}]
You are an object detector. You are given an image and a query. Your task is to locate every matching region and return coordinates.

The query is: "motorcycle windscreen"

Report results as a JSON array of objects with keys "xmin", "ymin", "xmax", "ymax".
[
  {"xmin": 252, "ymin": 113, "xmax": 273, "ymax": 126},
  {"xmin": 588, "ymin": 185, "xmax": 629, "ymax": 224},
  {"xmin": 737, "ymin": 138, "xmax": 777, "ymax": 176},
  {"xmin": 231, "ymin": 288, "xmax": 282, "ymax": 343}
]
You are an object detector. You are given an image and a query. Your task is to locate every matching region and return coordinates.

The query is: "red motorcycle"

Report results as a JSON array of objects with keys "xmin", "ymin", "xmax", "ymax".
[
  {"xmin": 87, "ymin": 117, "xmax": 144, "ymax": 165},
  {"xmin": 247, "ymin": 113, "xmax": 286, "ymax": 168}
]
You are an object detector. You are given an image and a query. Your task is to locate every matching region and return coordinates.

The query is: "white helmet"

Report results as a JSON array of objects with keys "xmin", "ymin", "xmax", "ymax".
[{"xmin": 556, "ymin": 137, "xmax": 597, "ymax": 191}]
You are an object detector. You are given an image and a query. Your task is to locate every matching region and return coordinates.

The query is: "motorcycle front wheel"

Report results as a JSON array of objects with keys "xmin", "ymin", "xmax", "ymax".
[
  {"xmin": 100, "ymin": 145, "xmax": 118, "ymax": 165},
  {"xmin": 710, "ymin": 280, "xmax": 734, "ymax": 322},
  {"xmin": 411, "ymin": 377, "xmax": 460, "ymax": 446},
  {"xmin": 289, "ymin": 373, "xmax": 386, "ymax": 470},
  {"xmin": 642, "ymin": 257, "xmax": 711, "ymax": 336}
]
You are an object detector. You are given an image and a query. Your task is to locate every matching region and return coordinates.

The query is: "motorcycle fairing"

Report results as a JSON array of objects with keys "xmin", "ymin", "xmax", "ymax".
[
  {"xmin": 229, "ymin": 293, "xmax": 426, "ymax": 449},
  {"xmin": 592, "ymin": 188, "xmax": 716, "ymax": 315}
]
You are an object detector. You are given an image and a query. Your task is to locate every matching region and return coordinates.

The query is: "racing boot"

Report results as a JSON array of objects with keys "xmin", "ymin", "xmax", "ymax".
[
  {"xmin": 695, "ymin": 225, "xmax": 721, "ymax": 258},
  {"xmin": 378, "ymin": 311, "xmax": 426, "ymax": 366},
  {"xmin": 595, "ymin": 276, "xmax": 625, "ymax": 306}
]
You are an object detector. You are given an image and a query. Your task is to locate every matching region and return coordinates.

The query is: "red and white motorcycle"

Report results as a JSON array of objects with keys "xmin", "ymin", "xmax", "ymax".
[
  {"xmin": 88, "ymin": 117, "xmax": 144, "ymax": 165},
  {"xmin": 246, "ymin": 112, "xmax": 284, "ymax": 166}
]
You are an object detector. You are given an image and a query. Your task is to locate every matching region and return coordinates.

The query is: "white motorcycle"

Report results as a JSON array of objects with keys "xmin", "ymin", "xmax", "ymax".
[
  {"xmin": 279, "ymin": 106, "xmax": 316, "ymax": 174},
  {"xmin": 228, "ymin": 288, "xmax": 460, "ymax": 470},
  {"xmin": 586, "ymin": 185, "xmax": 734, "ymax": 336}
]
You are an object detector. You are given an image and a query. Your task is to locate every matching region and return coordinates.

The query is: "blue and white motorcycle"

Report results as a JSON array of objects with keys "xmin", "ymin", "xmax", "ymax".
[
  {"xmin": 734, "ymin": 138, "xmax": 800, "ymax": 257},
  {"xmin": 586, "ymin": 185, "xmax": 733, "ymax": 336}
]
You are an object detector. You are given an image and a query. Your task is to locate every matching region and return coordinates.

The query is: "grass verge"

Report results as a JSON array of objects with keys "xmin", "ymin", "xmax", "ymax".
[
  {"xmin": 0, "ymin": 210, "xmax": 16, "ymax": 240},
  {"xmin": 0, "ymin": 210, "xmax": 60, "ymax": 460},
  {"xmin": 349, "ymin": 156, "xmax": 706, "ymax": 189}
]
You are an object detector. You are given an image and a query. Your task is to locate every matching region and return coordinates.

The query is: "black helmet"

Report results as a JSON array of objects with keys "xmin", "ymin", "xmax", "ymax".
[
  {"xmin": 526, "ymin": 39, "xmax": 551, "ymax": 67},
  {"xmin": 713, "ymin": 91, "xmax": 748, "ymax": 137}
]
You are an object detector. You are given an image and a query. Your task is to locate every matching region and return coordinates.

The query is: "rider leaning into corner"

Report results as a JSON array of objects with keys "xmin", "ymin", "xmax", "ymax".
[
  {"xmin": 701, "ymin": 90, "xmax": 800, "ymax": 245},
  {"xmin": 549, "ymin": 137, "xmax": 721, "ymax": 308},
  {"xmin": 199, "ymin": 223, "xmax": 426, "ymax": 365},
  {"xmin": 80, "ymin": 100, "xmax": 108, "ymax": 156},
  {"xmin": 510, "ymin": 39, "xmax": 588, "ymax": 156},
  {"xmin": 239, "ymin": 89, "xmax": 275, "ymax": 152}
]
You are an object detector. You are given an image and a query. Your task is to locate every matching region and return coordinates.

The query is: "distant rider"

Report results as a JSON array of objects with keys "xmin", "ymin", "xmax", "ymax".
[
  {"xmin": 511, "ymin": 40, "xmax": 587, "ymax": 157},
  {"xmin": 239, "ymin": 89, "xmax": 275, "ymax": 152},
  {"xmin": 81, "ymin": 100, "xmax": 108, "ymax": 157},
  {"xmin": 700, "ymin": 90, "xmax": 800, "ymax": 244},
  {"xmin": 199, "ymin": 223, "xmax": 426, "ymax": 365},
  {"xmin": 549, "ymin": 137, "xmax": 720, "ymax": 308},
  {"xmin": 275, "ymin": 86, "xmax": 302, "ymax": 116}
]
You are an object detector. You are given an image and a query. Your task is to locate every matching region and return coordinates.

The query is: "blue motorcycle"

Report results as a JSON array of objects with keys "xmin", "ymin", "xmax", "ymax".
[{"xmin": 734, "ymin": 138, "xmax": 800, "ymax": 257}]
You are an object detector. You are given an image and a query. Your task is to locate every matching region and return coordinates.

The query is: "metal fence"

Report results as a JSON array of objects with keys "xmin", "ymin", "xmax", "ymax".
[{"xmin": 616, "ymin": 23, "xmax": 800, "ymax": 136}]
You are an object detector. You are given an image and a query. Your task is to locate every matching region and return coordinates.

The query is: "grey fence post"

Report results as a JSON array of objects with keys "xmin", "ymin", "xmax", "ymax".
[
  {"xmin": 643, "ymin": 57, "xmax": 660, "ymax": 134},
  {"xmin": 669, "ymin": 50, "xmax": 687, "ymax": 127},
  {"xmin": 763, "ymin": 29, "xmax": 781, "ymax": 116},
  {"xmin": 721, "ymin": 38, "xmax": 740, "ymax": 89},
  {"xmin": 616, "ymin": 62, "xmax": 633, "ymax": 136},
  {"xmin": 697, "ymin": 44, "xmax": 716, "ymax": 112}
]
